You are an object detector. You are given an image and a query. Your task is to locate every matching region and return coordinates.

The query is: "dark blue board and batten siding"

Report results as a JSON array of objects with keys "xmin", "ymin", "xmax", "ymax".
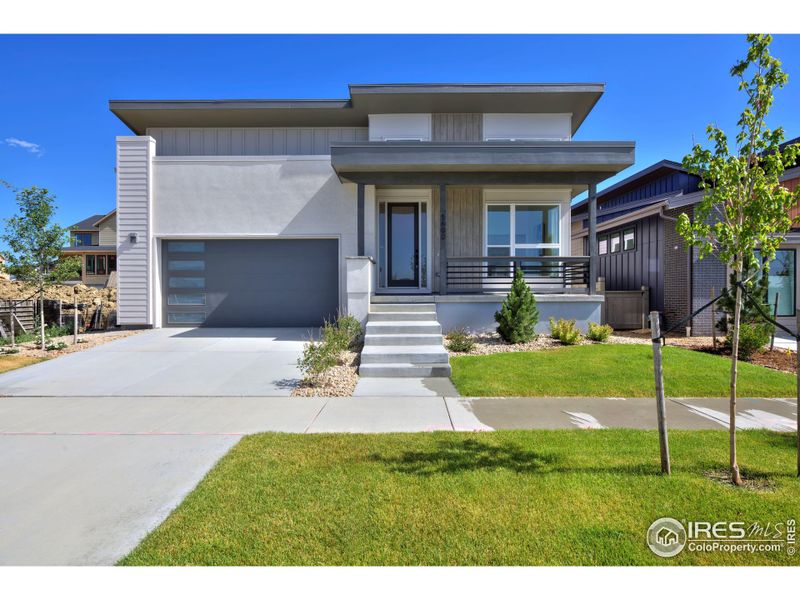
[{"xmin": 596, "ymin": 214, "xmax": 664, "ymax": 313}]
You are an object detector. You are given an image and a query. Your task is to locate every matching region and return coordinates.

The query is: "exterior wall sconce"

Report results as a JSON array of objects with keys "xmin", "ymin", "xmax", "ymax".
[{"xmin": 129, "ymin": 232, "xmax": 138, "ymax": 244}]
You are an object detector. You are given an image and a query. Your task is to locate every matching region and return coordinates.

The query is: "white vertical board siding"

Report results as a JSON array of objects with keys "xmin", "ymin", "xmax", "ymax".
[
  {"xmin": 116, "ymin": 136, "xmax": 155, "ymax": 325},
  {"xmin": 368, "ymin": 114, "xmax": 432, "ymax": 141},
  {"xmin": 483, "ymin": 114, "xmax": 572, "ymax": 141},
  {"xmin": 146, "ymin": 127, "xmax": 368, "ymax": 156}
]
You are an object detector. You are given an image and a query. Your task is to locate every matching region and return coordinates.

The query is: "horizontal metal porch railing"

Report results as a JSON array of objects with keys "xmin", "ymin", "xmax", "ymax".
[{"xmin": 445, "ymin": 256, "xmax": 590, "ymax": 294}]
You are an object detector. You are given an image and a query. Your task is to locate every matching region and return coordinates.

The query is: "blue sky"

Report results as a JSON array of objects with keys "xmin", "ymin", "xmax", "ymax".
[{"xmin": 1, "ymin": 34, "xmax": 799, "ymax": 240}]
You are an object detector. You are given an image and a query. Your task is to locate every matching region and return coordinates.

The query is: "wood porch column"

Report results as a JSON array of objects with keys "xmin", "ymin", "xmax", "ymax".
[
  {"xmin": 439, "ymin": 184, "xmax": 447, "ymax": 294},
  {"xmin": 588, "ymin": 182, "xmax": 598, "ymax": 295},
  {"xmin": 357, "ymin": 183, "xmax": 365, "ymax": 256}
]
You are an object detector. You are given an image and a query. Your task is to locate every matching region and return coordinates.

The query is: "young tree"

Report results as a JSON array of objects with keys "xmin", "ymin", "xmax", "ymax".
[
  {"xmin": 1, "ymin": 185, "xmax": 80, "ymax": 350},
  {"xmin": 677, "ymin": 34, "xmax": 800, "ymax": 485}
]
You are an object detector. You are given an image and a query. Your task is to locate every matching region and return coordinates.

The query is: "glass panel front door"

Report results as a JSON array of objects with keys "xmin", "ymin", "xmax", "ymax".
[{"xmin": 388, "ymin": 203, "xmax": 419, "ymax": 287}]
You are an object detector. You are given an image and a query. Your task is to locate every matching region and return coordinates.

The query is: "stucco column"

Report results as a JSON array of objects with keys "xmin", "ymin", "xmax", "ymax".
[
  {"xmin": 346, "ymin": 256, "xmax": 374, "ymax": 325},
  {"xmin": 588, "ymin": 182, "xmax": 598, "ymax": 295}
]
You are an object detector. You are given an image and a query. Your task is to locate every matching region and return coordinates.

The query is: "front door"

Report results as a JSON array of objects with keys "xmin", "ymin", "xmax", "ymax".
[{"xmin": 387, "ymin": 203, "xmax": 419, "ymax": 287}]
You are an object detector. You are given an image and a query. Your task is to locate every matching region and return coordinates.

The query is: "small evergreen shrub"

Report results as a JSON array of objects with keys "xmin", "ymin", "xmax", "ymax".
[
  {"xmin": 45, "ymin": 341, "xmax": 68, "ymax": 351},
  {"xmin": 587, "ymin": 322, "xmax": 613, "ymax": 342},
  {"xmin": 1, "ymin": 347, "xmax": 21, "ymax": 354},
  {"xmin": 549, "ymin": 318, "xmax": 582, "ymax": 345},
  {"xmin": 494, "ymin": 269, "xmax": 539, "ymax": 343},
  {"xmin": 724, "ymin": 322, "xmax": 771, "ymax": 360},
  {"xmin": 446, "ymin": 328, "xmax": 475, "ymax": 353}
]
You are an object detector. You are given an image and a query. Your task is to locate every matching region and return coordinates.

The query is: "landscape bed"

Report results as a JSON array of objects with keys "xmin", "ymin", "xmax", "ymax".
[
  {"xmin": 449, "ymin": 344, "xmax": 796, "ymax": 398},
  {"xmin": 120, "ymin": 430, "xmax": 800, "ymax": 566}
]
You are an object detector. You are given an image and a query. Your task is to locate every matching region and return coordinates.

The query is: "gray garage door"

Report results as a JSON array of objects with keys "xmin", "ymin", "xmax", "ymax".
[{"xmin": 162, "ymin": 239, "xmax": 339, "ymax": 327}]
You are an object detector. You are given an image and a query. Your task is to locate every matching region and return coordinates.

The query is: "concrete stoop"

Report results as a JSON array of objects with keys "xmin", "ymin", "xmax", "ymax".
[{"xmin": 360, "ymin": 303, "xmax": 452, "ymax": 377}]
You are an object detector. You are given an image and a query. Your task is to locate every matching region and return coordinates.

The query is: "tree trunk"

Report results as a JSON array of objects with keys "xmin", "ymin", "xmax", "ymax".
[
  {"xmin": 39, "ymin": 289, "xmax": 46, "ymax": 351},
  {"xmin": 729, "ymin": 280, "xmax": 744, "ymax": 486}
]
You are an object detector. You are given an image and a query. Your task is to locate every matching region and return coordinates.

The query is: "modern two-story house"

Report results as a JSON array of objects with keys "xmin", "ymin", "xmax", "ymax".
[
  {"xmin": 63, "ymin": 209, "xmax": 118, "ymax": 286},
  {"xmin": 572, "ymin": 144, "xmax": 800, "ymax": 336},
  {"xmin": 110, "ymin": 84, "xmax": 634, "ymax": 374}
]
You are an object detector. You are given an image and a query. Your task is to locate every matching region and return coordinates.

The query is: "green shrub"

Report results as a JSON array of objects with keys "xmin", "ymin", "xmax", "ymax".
[
  {"xmin": 0, "ymin": 332, "xmax": 36, "ymax": 346},
  {"xmin": 298, "ymin": 313, "xmax": 364, "ymax": 380},
  {"xmin": 45, "ymin": 341, "xmax": 68, "ymax": 352},
  {"xmin": 724, "ymin": 322, "xmax": 771, "ymax": 360},
  {"xmin": 446, "ymin": 328, "xmax": 476, "ymax": 353},
  {"xmin": 334, "ymin": 313, "xmax": 363, "ymax": 349},
  {"xmin": 587, "ymin": 322, "xmax": 613, "ymax": 343},
  {"xmin": 1, "ymin": 347, "xmax": 20, "ymax": 354},
  {"xmin": 297, "ymin": 339, "xmax": 338, "ymax": 379},
  {"xmin": 549, "ymin": 318, "xmax": 582, "ymax": 345},
  {"xmin": 45, "ymin": 325, "xmax": 72, "ymax": 338},
  {"xmin": 494, "ymin": 269, "xmax": 539, "ymax": 344}
]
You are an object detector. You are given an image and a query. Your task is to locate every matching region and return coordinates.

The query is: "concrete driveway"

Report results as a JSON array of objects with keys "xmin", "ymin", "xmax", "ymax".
[{"xmin": 0, "ymin": 327, "xmax": 312, "ymax": 397}]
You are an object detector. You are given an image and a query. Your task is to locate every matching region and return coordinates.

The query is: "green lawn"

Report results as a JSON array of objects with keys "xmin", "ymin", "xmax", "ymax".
[
  {"xmin": 121, "ymin": 430, "xmax": 800, "ymax": 566},
  {"xmin": 450, "ymin": 344, "xmax": 796, "ymax": 397}
]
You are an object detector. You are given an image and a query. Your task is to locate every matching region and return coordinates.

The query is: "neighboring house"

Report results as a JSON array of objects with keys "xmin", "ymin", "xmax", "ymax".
[
  {"xmin": 572, "ymin": 146, "xmax": 800, "ymax": 335},
  {"xmin": 62, "ymin": 210, "xmax": 117, "ymax": 287},
  {"xmin": 109, "ymin": 83, "xmax": 634, "ymax": 374}
]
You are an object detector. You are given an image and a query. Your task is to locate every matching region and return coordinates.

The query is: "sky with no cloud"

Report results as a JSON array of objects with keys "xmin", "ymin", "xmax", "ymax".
[{"xmin": 1, "ymin": 34, "xmax": 799, "ymax": 243}]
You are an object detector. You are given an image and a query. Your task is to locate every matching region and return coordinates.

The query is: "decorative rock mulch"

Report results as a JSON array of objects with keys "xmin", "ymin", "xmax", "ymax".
[
  {"xmin": 446, "ymin": 331, "xmax": 646, "ymax": 356},
  {"xmin": 1, "ymin": 329, "xmax": 145, "ymax": 359},
  {"xmin": 291, "ymin": 349, "xmax": 361, "ymax": 397}
]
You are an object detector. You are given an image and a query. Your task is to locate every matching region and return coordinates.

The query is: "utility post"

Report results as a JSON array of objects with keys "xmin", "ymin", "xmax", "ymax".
[{"xmin": 650, "ymin": 311, "xmax": 671, "ymax": 475}]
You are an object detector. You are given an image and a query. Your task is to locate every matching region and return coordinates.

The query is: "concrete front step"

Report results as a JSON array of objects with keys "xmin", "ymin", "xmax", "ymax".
[
  {"xmin": 358, "ymin": 363, "xmax": 452, "ymax": 377},
  {"xmin": 364, "ymin": 333, "xmax": 444, "ymax": 346},
  {"xmin": 370, "ymin": 303, "xmax": 436, "ymax": 313},
  {"xmin": 361, "ymin": 345, "xmax": 450, "ymax": 365},
  {"xmin": 368, "ymin": 311, "xmax": 437, "ymax": 322},
  {"xmin": 365, "ymin": 321, "xmax": 443, "ymax": 335}
]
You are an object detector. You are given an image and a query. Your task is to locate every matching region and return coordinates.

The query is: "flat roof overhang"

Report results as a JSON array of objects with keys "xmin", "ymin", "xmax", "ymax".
[
  {"xmin": 109, "ymin": 83, "xmax": 605, "ymax": 135},
  {"xmin": 330, "ymin": 141, "xmax": 635, "ymax": 192}
]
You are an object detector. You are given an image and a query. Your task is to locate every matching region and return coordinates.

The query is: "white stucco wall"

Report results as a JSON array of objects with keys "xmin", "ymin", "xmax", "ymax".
[{"xmin": 151, "ymin": 156, "xmax": 358, "ymax": 314}]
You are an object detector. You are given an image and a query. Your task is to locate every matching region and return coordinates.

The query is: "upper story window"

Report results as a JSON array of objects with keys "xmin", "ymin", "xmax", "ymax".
[
  {"xmin": 368, "ymin": 114, "xmax": 432, "ymax": 142},
  {"xmin": 483, "ymin": 113, "xmax": 572, "ymax": 142},
  {"xmin": 73, "ymin": 232, "xmax": 93, "ymax": 247}
]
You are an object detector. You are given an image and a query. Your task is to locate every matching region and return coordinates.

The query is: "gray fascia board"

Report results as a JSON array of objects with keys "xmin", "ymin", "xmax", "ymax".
[
  {"xmin": 330, "ymin": 141, "xmax": 635, "ymax": 174},
  {"xmin": 348, "ymin": 83, "xmax": 605, "ymax": 95}
]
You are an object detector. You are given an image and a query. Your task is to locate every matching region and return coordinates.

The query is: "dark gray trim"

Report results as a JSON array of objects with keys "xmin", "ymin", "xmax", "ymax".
[
  {"xmin": 332, "ymin": 140, "xmax": 634, "ymax": 172},
  {"xmin": 439, "ymin": 184, "xmax": 448, "ymax": 295},
  {"xmin": 109, "ymin": 82, "xmax": 606, "ymax": 134},
  {"xmin": 588, "ymin": 183, "xmax": 597, "ymax": 295},
  {"xmin": 357, "ymin": 183, "xmax": 365, "ymax": 256},
  {"xmin": 335, "ymin": 171, "xmax": 621, "ymax": 188}
]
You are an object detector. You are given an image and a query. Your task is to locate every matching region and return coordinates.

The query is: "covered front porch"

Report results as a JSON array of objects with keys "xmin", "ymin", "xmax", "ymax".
[{"xmin": 332, "ymin": 140, "xmax": 635, "ymax": 329}]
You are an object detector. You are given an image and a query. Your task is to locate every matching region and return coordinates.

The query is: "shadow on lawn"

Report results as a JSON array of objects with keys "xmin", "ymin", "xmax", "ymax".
[{"xmin": 370, "ymin": 438, "xmax": 662, "ymax": 477}]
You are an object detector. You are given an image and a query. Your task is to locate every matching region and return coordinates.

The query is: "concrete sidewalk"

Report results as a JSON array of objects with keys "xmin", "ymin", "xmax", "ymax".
[
  {"xmin": 0, "ymin": 394, "xmax": 796, "ymax": 565},
  {"xmin": 1, "ymin": 395, "xmax": 795, "ymax": 435}
]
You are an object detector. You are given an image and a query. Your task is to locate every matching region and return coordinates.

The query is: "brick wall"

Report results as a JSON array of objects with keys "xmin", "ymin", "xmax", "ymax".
[{"xmin": 662, "ymin": 206, "xmax": 692, "ymax": 330}]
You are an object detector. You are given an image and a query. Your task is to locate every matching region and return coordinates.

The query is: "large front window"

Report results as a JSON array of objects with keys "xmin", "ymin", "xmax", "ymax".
[
  {"xmin": 486, "ymin": 204, "xmax": 560, "ymax": 257},
  {"xmin": 486, "ymin": 203, "xmax": 560, "ymax": 278},
  {"xmin": 757, "ymin": 249, "xmax": 796, "ymax": 317}
]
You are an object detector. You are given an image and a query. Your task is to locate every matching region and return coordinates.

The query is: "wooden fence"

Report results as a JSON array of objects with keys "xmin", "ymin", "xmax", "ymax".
[{"xmin": 0, "ymin": 300, "xmax": 35, "ymax": 337}]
